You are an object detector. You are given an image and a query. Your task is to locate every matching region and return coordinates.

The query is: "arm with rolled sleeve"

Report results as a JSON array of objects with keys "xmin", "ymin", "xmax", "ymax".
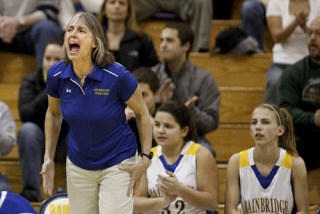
[
  {"xmin": 0, "ymin": 101, "xmax": 16, "ymax": 156},
  {"xmin": 20, "ymin": 0, "xmax": 60, "ymax": 27}
]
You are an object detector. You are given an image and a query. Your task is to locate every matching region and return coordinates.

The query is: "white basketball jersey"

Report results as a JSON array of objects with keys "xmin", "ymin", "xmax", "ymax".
[
  {"xmin": 239, "ymin": 147, "xmax": 295, "ymax": 214},
  {"xmin": 146, "ymin": 141, "xmax": 206, "ymax": 214}
]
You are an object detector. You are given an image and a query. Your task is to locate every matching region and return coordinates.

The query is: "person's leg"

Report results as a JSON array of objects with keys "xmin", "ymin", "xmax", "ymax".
[
  {"xmin": 0, "ymin": 174, "xmax": 12, "ymax": 192},
  {"xmin": 131, "ymin": 0, "xmax": 161, "ymax": 21},
  {"xmin": 241, "ymin": 0, "xmax": 266, "ymax": 51},
  {"xmin": 0, "ymin": 31, "xmax": 34, "ymax": 55},
  {"xmin": 29, "ymin": 19, "xmax": 63, "ymax": 68},
  {"xmin": 66, "ymin": 158, "xmax": 99, "ymax": 214},
  {"xmin": 17, "ymin": 122, "xmax": 44, "ymax": 202},
  {"xmin": 178, "ymin": 0, "xmax": 212, "ymax": 52},
  {"xmin": 99, "ymin": 158, "xmax": 134, "ymax": 213},
  {"xmin": 264, "ymin": 63, "xmax": 289, "ymax": 104}
]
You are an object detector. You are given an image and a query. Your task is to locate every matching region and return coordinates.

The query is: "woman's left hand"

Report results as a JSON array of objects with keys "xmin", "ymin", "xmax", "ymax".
[{"xmin": 119, "ymin": 157, "xmax": 150, "ymax": 196}]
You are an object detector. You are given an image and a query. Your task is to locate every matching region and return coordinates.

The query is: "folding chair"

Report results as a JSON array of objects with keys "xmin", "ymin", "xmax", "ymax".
[{"xmin": 38, "ymin": 192, "xmax": 70, "ymax": 214}]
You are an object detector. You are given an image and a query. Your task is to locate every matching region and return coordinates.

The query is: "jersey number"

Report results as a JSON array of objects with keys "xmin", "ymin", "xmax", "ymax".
[{"xmin": 161, "ymin": 200, "xmax": 185, "ymax": 214}]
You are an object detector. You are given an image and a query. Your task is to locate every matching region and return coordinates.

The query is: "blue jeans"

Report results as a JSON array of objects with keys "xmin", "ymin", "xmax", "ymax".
[
  {"xmin": 0, "ymin": 173, "xmax": 12, "ymax": 192},
  {"xmin": 17, "ymin": 122, "xmax": 67, "ymax": 201},
  {"xmin": 0, "ymin": 19, "xmax": 63, "ymax": 68},
  {"xmin": 264, "ymin": 63, "xmax": 289, "ymax": 104},
  {"xmin": 241, "ymin": 0, "xmax": 266, "ymax": 51}
]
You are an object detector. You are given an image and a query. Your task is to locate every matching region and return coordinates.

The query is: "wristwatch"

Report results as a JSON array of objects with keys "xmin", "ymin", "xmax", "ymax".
[{"xmin": 140, "ymin": 152, "xmax": 153, "ymax": 160}]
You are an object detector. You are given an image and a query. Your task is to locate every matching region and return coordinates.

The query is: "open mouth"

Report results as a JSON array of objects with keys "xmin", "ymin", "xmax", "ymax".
[
  {"xmin": 69, "ymin": 42, "xmax": 80, "ymax": 54},
  {"xmin": 255, "ymin": 133, "xmax": 263, "ymax": 137}
]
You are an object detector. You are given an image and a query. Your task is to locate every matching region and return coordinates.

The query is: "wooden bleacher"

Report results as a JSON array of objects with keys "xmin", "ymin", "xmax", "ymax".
[
  {"xmin": 0, "ymin": 1, "xmax": 319, "ymax": 210},
  {"xmin": 0, "ymin": 52, "xmax": 66, "ymax": 212}
]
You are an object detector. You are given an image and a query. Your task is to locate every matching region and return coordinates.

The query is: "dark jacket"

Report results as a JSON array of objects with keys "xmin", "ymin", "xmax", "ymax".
[
  {"xmin": 18, "ymin": 68, "xmax": 68, "ymax": 140},
  {"xmin": 278, "ymin": 56, "xmax": 320, "ymax": 170},
  {"xmin": 109, "ymin": 28, "xmax": 159, "ymax": 72}
]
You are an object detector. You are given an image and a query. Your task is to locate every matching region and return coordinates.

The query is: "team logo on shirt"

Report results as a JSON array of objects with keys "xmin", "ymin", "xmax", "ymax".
[{"xmin": 94, "ymin": 88, "xmax": 109, "ymax": 96}]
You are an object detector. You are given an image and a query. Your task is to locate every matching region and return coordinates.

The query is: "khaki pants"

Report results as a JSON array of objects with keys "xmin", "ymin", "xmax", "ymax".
[{"xmin": 66, "ymin": 158, "xmax": 134, "ymax": 214}]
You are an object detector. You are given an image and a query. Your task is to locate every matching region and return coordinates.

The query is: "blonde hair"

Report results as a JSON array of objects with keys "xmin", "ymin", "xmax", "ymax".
[
  {"xmin": 257, "ymin": 104, "xmax": 298, "ymax": 156},
  {"xmin": 63, "ymin": 12, "xmax": 114, "ymax": 67}
]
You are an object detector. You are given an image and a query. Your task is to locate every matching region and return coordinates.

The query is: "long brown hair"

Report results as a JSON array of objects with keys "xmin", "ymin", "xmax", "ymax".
[{"xmin": 98, "ymin": 0, "xmax": 140, "ymax": 32}]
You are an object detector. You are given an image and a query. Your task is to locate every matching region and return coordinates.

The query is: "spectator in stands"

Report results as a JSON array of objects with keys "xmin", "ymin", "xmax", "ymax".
[
  {"xmin": 126, "ymin": 67, "xmax": 160, "ymax": 153},
  {"xmin": 41, "ymin": 12, "xmax": 152, "ymax": 213},
  {"xmin": 17, "ymin": 37, "xmax": 68, "ymax": 202},
  {"xmin": 0, "ymin": 100, "xmax": 16, "ymax": 192},
  {"xmin": 264, "ymin": 0, "xmax": 320, "ymax": 104},
  {"xmin": 0, "ymin": 0, "xmax": 63, "ymax": 69},
  {"xmin": 225, "ymin": 103, "xmax": 309, "ymax": 214},
  {"xmin": 241, "ymin": 0, "xmax": 269, "ymax": 51},
  {"xmin": 97, "ymin": 0, "xmax": 159, "ymax": 72},
  {"xmin": 75, "ymin": 0, "xmax": 104, "ymax": 14},
  {"xmin": 131, "ymin": 0, "xmax": 212, "ymax": 52},
  {"xmin": 58, "ymin": 0, "xmax": 104, "ymax": 30},
  {"xmin": 0, "ymin": 191, "xmax": 36, "ymax": 213},
  {"xmin": 132, "ymin": 101, "xmax": 219, "ymax": 214},
  {"xmin": 278, "ymin": 17, "xmax": 320, "ymax": 172},
  {"xmin": 152, "ymin": 22, "xmax": 220, "ymax": 157}
]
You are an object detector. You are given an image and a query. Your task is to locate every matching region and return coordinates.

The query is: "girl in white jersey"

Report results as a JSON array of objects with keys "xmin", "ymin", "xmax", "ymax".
[
  {"xmin": 133, "ymin": 101, "xmax": 219, "ymax": 213},
  {"xmin": 225, "ymin": 104, "xmax": 309, "ymax": 214}
]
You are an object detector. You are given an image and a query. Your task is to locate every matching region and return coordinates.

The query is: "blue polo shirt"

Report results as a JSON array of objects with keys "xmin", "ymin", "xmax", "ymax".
[
  {"xmin": 46, "ymin": 61, "xmax": 138, "ymax": 170},
  {"xmin": 0, "ymin": 191, "xmax": 36, "ymax": 213}
]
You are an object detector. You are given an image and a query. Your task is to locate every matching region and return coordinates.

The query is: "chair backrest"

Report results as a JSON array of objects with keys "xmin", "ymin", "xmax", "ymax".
[{"xmin": 38, "ymin": 193, "xmax": 70, "ymax": 214}]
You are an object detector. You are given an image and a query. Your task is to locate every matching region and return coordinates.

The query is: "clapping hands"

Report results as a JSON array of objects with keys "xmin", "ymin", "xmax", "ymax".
[{"xmin": 157, "ymin": 170, "xmax": 179, "ymax": 204}]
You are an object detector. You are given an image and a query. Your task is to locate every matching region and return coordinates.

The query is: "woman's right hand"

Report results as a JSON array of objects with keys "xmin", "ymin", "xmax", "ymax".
[{"xmin": 41, "ymin": 159, "xmax": 55, "ymax": 196}]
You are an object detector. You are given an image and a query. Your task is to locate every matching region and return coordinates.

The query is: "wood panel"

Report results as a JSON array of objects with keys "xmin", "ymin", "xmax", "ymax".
[
  {"xmin": 0, "ymin": 52, "xmax": 35, "ymax": 83},
  {"xmin": 207, "ymin": 124, "xmax": 253, "ymax": 163},
  {"xmin": 218, "ymin": 164, "xmax": 227, "ymax": 204},
  {"xmin": 231, "ymin": 0, "xmax": 245, "ymax": 19},
  {"xmin": 0, "ymin": 83, "xmax": 20, "ymax": 121},
  {"xmin": 0, "ymin": 161, "xmax": 66, "ymax": 198},
  {"xmin": 190, "ymin": 53, "xmax": 271, "ymax": 88},
  {"xmin": 308, "ymin": 168, "xmax": 320, "ymax": 205},
  {"xmin": 220, "ymin": 87, "xmax": 264, "ymax": 124}
]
